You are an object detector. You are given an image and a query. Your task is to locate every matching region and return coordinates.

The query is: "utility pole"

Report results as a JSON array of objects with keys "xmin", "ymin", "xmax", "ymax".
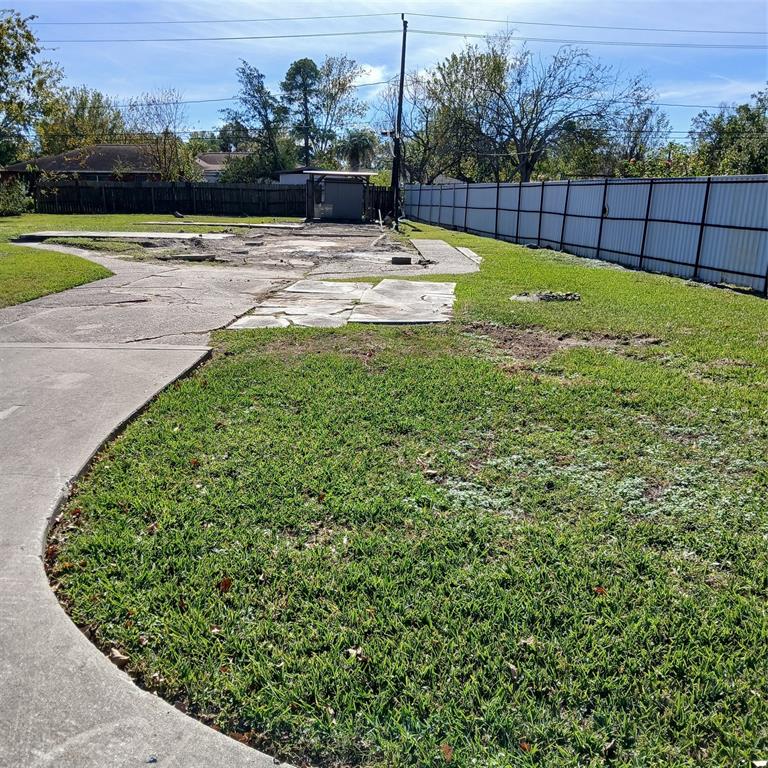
[{"xmin": 389, "ymin": 13, "xmax": 408, "ymax": 229}]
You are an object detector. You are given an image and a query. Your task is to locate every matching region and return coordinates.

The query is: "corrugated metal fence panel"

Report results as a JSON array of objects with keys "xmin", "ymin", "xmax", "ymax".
[
  {"xmin": 497, "ymin": 184, "xmax": 520, "ymax": 240},
  {"xmin": 466, "ymin": 183, "xmax": 496, "ymax": 235},
  {"xmin": 540, "ymin": 182, "xmax": 567, "ymax": 247},
  {"xmin": 403, "ymin": 177, "xmax": 767, "ymax": 293}
]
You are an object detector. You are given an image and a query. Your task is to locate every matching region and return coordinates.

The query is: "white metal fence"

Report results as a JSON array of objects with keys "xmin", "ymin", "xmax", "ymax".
[{"xmin": 404, "ymin": 176, "xmax": 768, "ymax": 294}]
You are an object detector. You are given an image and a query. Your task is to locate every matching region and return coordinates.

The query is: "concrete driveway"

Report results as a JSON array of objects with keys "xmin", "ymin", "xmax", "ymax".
[{"xmin": 0, "ymin": 247, "xmax": 285, "ymax": 767}]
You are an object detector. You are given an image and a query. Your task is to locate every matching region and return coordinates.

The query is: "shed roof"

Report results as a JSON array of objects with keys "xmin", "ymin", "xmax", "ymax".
[{"xmin": 303, "ymin": 169, "xmax": 377, "ymax": 178}]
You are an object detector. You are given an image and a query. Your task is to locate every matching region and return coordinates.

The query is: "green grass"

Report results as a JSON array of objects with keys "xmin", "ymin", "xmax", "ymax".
[
  {"xmin": 0, "ymin": 213, "xmax": 298, "ymax": 307},
  {"xmin": 50, "ymin": 224, "xmax": 768, "ymax": 767}
]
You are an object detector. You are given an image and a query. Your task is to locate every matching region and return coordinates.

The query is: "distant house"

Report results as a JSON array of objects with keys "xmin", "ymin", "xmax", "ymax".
[
  {"xmin": 1, "ymin": 144, "xmax": 159, "ymax": 181},
  {"xmin": 194, "ymin": 152, "xmax": 250, "ymax": 182}
]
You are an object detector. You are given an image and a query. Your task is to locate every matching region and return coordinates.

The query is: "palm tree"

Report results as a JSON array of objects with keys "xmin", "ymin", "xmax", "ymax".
[{"xmin": 335, "ymin": 129, "xmax": 378, "ymax": 170}]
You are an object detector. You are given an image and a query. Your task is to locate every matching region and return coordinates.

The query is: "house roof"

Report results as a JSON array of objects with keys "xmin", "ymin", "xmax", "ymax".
[
  {"xmin": 3, "ymin": 144, "xmax": 156, "ymax": 174},
  {"xmin": 194, "ymin": 152, "xmax": 250, "ymax": 172}
]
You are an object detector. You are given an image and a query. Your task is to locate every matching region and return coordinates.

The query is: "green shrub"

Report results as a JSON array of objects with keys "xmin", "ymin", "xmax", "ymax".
[{"xmin": 0, "ymin": 179, "xmax": 33, "ymax": 216}]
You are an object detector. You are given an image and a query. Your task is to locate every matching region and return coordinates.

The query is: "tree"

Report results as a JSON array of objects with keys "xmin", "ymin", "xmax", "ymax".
[
  {"xmin": 335, "ymin": 129, "xmax": 378, "ymax": 170},
  {"xmin": 0, "ymin": 10, "xmax": 61, "ymax": 165},
  {"xmin": 187, "ymin": 131, "xmax": 221, "ymax": 156},
  {"xmin": 431, "ymin": 37, "xmax": 657, "ymax": 182},
  {"xmin": 217, "ymin": 119, "xmax": 251, "ymax": 151},
  {"xmin": 377, "ymin": 71, "xmax": 458, "ymax": 183},
  {"xmin": 125, "ymin": 88, "xmax": 200, "ymax": 181},
  {"xmin": 313, "ymin": 55, "xmax": 367, "ymax": 158},
  {"xmin": 36, "ymin": 86, "xmax": 125, "ymax": 155},
  {"xmin": 226, "ymin": 61, "xmax": 289, "ymax": 174},
  {"xmin": 218, "ymin": 137, "xmax": 297, "ymax": 182},
  {"xmin": 690, "ymin": 88, "xmax": 768, "ymax": 175},
  {"xmin": 281, "ymin": 58, "xmax": 320, "ymax": 166}
]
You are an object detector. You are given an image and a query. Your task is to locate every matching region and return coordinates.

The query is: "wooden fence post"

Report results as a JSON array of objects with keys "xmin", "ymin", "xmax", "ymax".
[{"xmin": 693, "ymin": 176, "xmax": 712, "ymax": 280}]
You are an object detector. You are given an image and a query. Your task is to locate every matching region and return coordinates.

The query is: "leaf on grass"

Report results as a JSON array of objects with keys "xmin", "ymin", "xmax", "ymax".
[
  {"xmin": 440, "ymin": 743, "xmax": 454, "ymax": 762},
  {"xmin": 217, "ymin": 576, "xmax": 233, "ymax": 594},
  {"xmin": 519, "ymin": 740, "xmax": 531, "ymax": 752},
  {"xmin": 108, "ymin": 647, "xmax": 130, "ymax": 669},
  {"xmin": 346, "ymin": 646, "xmax": 368, "ymax": 663},
  {"xmin": 190, "ymin": 458, "xmax": 200, "ymax": 468},
  {"xmin": 593, "ymin": 585, "xmax": 607, "ymax": 596},
  {"xmin": 146, "ymin": 522, "xmax": 158, "ymax": 535}
]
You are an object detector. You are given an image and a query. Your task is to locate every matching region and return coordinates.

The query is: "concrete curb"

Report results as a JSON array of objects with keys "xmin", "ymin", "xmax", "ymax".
[{"xmin": 0, "ymin": 343, "xmax": 286, "ymax": 768}]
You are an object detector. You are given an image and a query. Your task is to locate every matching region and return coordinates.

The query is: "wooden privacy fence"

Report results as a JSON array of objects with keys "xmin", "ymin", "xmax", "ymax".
[
  {"xmin": 405, "ymin": 175, "xmax": 768, "ymax": 295},
  {"xmin": 33, "ymin": 180, "xmax": 306, "ymax": 218}
]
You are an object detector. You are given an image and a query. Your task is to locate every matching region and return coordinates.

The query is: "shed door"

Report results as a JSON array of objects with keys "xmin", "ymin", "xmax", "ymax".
[{"xmin": 322, "ymin": 181, "xmax": 363, "ymax": 221}]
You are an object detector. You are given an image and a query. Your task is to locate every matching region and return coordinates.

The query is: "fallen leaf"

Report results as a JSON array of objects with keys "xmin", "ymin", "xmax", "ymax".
[
  {"xmin": 217, "ymin": 576, "xmax": 233, "ymax": 594},
  {"xmin": 210, "ymin": 625, "xmax": 222, "ymax": 635},
  {"xmin": 593, "ymin": 585, "xmax": 607, "ymax": 596},
  {"xmin": 146, "ymin": 522, "xmax": 158, "ymax": 535},
  {"xmin": 190, "ymin": 458, "xmax": 200, "ymax": 468},
  {"xmin": 519, "ymin": 740, "xmax": 531, "ymax": 752},
  {"xmin": 519, "ymin": 635, "xmax": 536, "ymax": 647},
  {"xmin": 108, "ymin": 647, "xmax": 130, "ymax": 669},
  {"xmin": 440, "ymin": 743, "xmax": 454, "ymax": 762}
]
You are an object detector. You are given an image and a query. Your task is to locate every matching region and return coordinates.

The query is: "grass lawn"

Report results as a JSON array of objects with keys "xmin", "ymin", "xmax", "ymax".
[
  {"xmin": 50, "ymin": 223, "xmax": 767, "ymax": 767},
  {"xmin": 0, "ymin": 213, "xmax": 298, "ymax": 307}
]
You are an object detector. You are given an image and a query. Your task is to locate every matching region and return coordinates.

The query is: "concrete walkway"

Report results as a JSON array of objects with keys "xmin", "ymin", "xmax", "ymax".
[
  {"xmin": 0, "ymin": 237, "xmax": 476, "ymax": 766},
  {"xmin": 0, "ymin": 249, "xmax": 285, "ymax": 766}
]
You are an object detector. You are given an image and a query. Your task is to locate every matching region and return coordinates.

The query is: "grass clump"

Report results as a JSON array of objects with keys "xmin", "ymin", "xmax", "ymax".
[{"xmin": 50, "ymin": 226, "xmax": 768, "ymax": 767}]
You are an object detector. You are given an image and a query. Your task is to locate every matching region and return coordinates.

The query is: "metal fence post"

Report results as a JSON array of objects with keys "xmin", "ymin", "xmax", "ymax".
[
  {"xmin": 515, "ymin": 180, "xmax": 522, "ymax": 243},
  {"xmin": 536, "ymin": 180, "xmax": 545, "ymax": 246},
  {"xmin": 595, "ymin": 177, "xmax": 609, "ymax": 260},
  {"xmin": 494, "ymin": 180, "xmax": 500, "ymax": 239},
  {"xmin": 417, "ymin": 182, "xmax": 422, "ymax": 221},
  {"xmin": 638, "ymin": 179, "xmax": 654, "ymax": 269},
  {"xmin": 464, "ymin": 181, "xmax": 469, "ymax": 232},
  {"xmin": 693, "ymin": 176, "xmax": 713, "ymax": 279},
  {"xmin": 439, "ymin": 184, "xmax": 443, "ymax": 224},
  {"xmin": 559, "ymin": 179, "xmax": 571, "ymax": 251}
]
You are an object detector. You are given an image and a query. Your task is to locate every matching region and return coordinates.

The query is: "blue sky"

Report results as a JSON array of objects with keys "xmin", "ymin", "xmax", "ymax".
[{"xmin": 15, "ymin": 0, "xmax": 768, "ymax": 139}]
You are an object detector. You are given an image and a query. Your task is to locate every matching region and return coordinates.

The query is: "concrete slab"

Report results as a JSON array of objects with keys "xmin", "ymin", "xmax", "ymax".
[
  {"xmin": 0, "ymin": 344, "xmax": 273, "ymax": 767},
  {"xmin": 140, "ymin": 221, "xmax": 303, "ymax": 229},
  {"xmin": 284, "ymin": 280, "xmax": 371, "ymax": 298},
  {"xmin": 0, "ymin": 246, "xmax": 286, "ymax": 345},
  {"xmin": 228, "ymin": 278, "xmax": 457, "ymax": 329},
  {"xmin": 228, "ymin": 315, "xmax": 292, "ymax": 329},
  {"xmin": 20, "ymin": 231, "xmax": 235, "ymax": 241},
  {"xmin": 410, "ymin": 239, "xmax": 479, "ymax": 273},
  {"xmin": 348, "ymin": 304, "xmax": 452, "ymax": 324},
  {"xmin": 456, "ymin": 246, "xmax": 483, "ymax": 264}
]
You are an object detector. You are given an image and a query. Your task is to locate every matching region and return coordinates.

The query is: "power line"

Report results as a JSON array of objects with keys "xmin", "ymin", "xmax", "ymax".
[
  {"xmin": 31, "ymin": 10, "xmax": 762, "ymax": 36},
  {"xmin": 40, "ymin": 29, "xmax": 402, "ymax": 44},
  {"xmin": 112, "ymin": 80, "xmax": 395, "ymax": 108},
  {"xmin": 406, "ymin": 12, "xmax": 765, "ymax": 36},
  {"xmin": 408, "ymin": 29, "xmax": 768, "ymax": 51},
  {"xmin": 39, "ymin": 27, "xmax": 768, "ymax": 50},
  {"xmin": 32, "ymin": 12, "xmax": 398, "ymax": 26}
]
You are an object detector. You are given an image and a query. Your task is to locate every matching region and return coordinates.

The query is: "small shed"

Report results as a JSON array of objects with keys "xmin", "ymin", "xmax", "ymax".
[{"xmin": 304, "ymin": 169, "xmax": 378, "ymax": 222}]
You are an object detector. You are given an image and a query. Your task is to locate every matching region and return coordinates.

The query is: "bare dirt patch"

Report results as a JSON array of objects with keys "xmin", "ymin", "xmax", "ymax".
[{"xmin": 466, "ymin": 322, "xmax": 663, "ymax": 361}]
